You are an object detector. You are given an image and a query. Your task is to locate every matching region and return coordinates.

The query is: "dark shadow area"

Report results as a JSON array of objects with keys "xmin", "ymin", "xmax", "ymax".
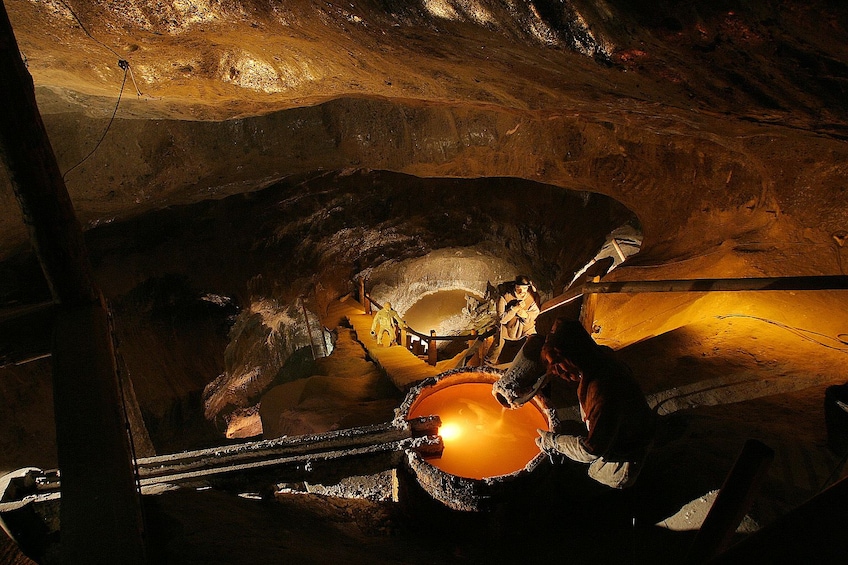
[{"xmin": 139, "ymin": 463, "xmax": 700, "ymax": 565}]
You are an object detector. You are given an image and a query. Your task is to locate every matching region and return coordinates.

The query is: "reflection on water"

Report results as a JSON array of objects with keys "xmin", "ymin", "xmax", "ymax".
[{"xmin": 408, "ymin": 382, "xmax": 549, "ymax": 479}]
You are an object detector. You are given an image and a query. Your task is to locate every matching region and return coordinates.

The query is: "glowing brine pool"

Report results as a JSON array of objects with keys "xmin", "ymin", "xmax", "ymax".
[{"xmin": 407, "ymin": 382, "xmax": 549, "ymax": 480}]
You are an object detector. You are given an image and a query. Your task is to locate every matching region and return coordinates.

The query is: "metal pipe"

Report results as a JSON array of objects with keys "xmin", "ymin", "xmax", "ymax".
[
  {"xmin": 585, "ymin": 275, "xmax": 848, "ymax": 294},
  {"xmin": 0, "ymin": 417, "xmax": 442, "ymax": 499}
]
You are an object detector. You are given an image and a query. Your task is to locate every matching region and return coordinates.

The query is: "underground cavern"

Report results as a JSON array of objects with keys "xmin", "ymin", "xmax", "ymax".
[{"xmin": 2, "ymin": 0, "xmax": 848, "ymax": 563}]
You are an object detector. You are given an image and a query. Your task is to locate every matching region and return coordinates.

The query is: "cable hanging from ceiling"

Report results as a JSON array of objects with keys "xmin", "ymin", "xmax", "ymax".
[{"xmin": 56, "ymin": 0, "xmax": 143, "ymax": 181}]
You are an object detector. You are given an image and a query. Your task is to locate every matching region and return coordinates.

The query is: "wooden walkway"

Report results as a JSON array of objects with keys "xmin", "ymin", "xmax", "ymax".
[{"xmin": 325, "ymin": 296, "xmax": 461, "ymax": 391}]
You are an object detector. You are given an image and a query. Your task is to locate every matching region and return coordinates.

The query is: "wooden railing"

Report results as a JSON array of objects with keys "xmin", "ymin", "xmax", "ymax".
[
  {"xmin": 357, "ymin": 274, "xmax": 848, "ymax": 366},
  {"xmin": 357, "ymin": 279, "xmax": 496, "ymax": 366},
  {"xmin": 403, "ymin": 323, "xmax": 498, "ymax": 367}
]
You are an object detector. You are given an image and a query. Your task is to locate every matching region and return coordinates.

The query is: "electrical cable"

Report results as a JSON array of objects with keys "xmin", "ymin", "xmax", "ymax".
[
  {"xmin": 55, "ymin": 0, "xmax": 143, "ymax": 180},
  {"xmin": 715, "ymin": 314, "xmax": 848, "ymax": 354},
  {"xmin": 62, "ymin": 65, "xmax": 128, "ymax": 181},
  {"xmin": 56, "ymin": 0, "xmax": 142, "ymax": 96}
]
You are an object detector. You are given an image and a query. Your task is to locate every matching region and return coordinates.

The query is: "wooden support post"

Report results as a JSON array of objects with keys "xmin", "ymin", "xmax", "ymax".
[
  {"xmin": 300, "ymin": 297, "xmax": 317, "ymax": 359},
  {"xmin": 358, "ymin": 278, "xmax": 366, "ymax": 311},
  {"xmin": 364, "ymin": 292, "xmax": 372, "ymax": 315},
  {"xmin": 52, "ymin": 299, "xmax": 147, "ymax": 564},
  {"xmin": 686, "ymin": 439, "xmax": 774, "ymax": 564},
  {"xmin": 707, "ymin": 476, "xmax": 848, "ymax": 563},
  {"xmin": 579, "ymin": 276, "xmax": 600, "ymax": 333},
  {"xmin": 0, "ymin": 4, "xmax": 146, "ymax": 562},
  {"xmin": 428, "ymin": 330, "xmax": 437, "ymax": 366},
  {"xmin": 0, "ymin": 7, "xmax": 97, "ymax": 305},
  {"xmin": 468, "ymin": 329, "xmax": 479, "ymax": 366}
]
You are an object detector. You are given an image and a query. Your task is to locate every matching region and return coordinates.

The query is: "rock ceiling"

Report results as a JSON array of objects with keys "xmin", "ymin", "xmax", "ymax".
[{"xmin": 2, "ymin": 0, "xmax": 847, "ymax": 275}]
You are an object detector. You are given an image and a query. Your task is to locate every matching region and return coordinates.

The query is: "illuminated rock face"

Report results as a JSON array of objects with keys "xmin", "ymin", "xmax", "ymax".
[{"xmin": 73, "ymin": 171, "xmax": 628, "ymax": 445}]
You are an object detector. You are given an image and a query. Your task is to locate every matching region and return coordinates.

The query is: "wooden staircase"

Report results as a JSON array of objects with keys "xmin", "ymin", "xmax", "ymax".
[{"xmin": 325, "ymin": 296, "xmax": 460, "ymax": 391}]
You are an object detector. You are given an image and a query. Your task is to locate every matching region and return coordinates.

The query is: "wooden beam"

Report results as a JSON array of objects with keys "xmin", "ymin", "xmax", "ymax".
[
  {"xmin": 52, "ymin": 301, "xmax": 147, "ymax": 563},
  {"xmin": 0, "ymin": 3, "xmax": 146, "ymax": 562},
  {"xmin": 0, "ymin": 2, "xmax": 96, "ymax": 305},
  {"xmin": 686, "ymin": 439, "xmax": 774, "ymax": 564}
]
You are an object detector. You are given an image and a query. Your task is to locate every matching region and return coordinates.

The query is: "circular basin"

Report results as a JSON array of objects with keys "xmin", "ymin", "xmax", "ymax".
[{"xmin": 399, "ymin": 367, "xmax": 557, "ymax": 511}]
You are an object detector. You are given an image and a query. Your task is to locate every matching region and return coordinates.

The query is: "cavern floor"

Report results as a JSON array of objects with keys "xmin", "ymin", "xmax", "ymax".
[
  {"xmin": 2, "ymin": 311, "xmax": 847, "ymax": 564},
  {"xmin": 141, "ymin": 291, "xmax": 848, "ymax": 564},
  {"xmin": 132, "ymin": 380, "xmax": 848, "ymax": 565},
  {"xmin": 2, "ymin": 248, "xmax": 847, "ymax": 564}
]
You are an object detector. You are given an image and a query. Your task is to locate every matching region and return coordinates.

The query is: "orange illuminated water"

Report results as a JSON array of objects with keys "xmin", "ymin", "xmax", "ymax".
[{"xmin": 407, "ymin": 382, "xmax": 549, "ymax": 479}]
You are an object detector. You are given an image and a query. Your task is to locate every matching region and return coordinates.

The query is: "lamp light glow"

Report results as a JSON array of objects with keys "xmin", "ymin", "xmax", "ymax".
[
  {"xmin": 438, "ymin": 421, "xmax": 462, "ymax": 442},
  {"xmin": 409, "ymin": 382, "xmax": 549, "ymax": 479}
]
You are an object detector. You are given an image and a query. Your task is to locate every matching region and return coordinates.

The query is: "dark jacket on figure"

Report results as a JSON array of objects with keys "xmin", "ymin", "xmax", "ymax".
[{"xmin": 548, "ymin": 320, "xmax": 655, "ymax": 462}]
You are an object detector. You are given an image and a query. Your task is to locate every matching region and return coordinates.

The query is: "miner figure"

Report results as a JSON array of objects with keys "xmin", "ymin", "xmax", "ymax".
[
  {"xmin": 370, "ymin": 302, "xmax": 404, "ymax": 347},
  {"xmin": 484, "ymin": 275, "xmax": 540, "ymax": 366},
  {"xmin": 492, "ymin": 318, "xmax": 655, "ymax": 489}
]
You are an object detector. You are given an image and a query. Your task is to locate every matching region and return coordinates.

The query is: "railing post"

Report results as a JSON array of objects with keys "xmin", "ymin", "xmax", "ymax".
[
  {"xmin": 364, "ymin": 292, "xmax": 372, "ymax": 315},
  {"xmin": 469, "ymin": 329, "xmax": 479, "ymax": 366},
  {"xmin": 400, "ymin": 324, "xmax": 407, "ymax": 350},
  {"xmin": 428, "ymin": 330, "xmax": 437, "ymax": 366}
]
